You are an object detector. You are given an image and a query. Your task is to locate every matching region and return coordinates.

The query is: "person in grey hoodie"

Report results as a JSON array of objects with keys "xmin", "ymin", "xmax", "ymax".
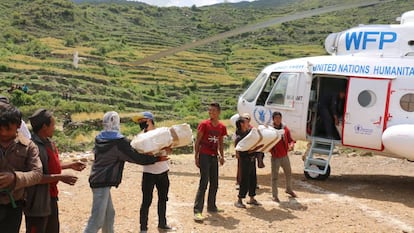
[{"xmin": 83, "ymin": 111, "xmax": 168, "ymax": 233}]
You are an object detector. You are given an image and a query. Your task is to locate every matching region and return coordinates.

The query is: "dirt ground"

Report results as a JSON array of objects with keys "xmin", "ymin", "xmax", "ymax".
[{"xmin": 20, "ymin": 145, "xmax": 414, "ymax": 233}]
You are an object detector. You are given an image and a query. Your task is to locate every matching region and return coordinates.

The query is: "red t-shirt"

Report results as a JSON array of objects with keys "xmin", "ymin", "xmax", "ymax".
[
  {"xmin": 198, "ymin": 119, "xmax": 227, "ymax": 156},
  {"xmin": 270, "ymin": 125, "xmax": 295, "ymax": 158},
  {"xmin": 45, "ymin": 142, "xmax": 62, "ymax": 198}
]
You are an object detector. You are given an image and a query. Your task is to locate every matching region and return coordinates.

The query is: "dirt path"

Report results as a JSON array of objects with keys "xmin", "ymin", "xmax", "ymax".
[{"xmin": 21, "ymin": 149, "xmax": 414, "ymax": 233}]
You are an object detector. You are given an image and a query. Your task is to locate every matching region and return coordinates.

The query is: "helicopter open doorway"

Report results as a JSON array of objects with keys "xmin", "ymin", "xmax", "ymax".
[{"xmin": 308, "ymin": 76, "xmax": 348, "ymax": 141}]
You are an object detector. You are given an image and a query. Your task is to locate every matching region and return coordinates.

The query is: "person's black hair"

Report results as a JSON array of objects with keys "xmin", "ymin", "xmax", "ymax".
[
  {"xmin": 235, "ymin": 116, "xmax": 249, "ymax": 136},
  {"xmin": 29, "ymin": 109, "xmax": 53, "ymax": 133},
  {"xmin": 235, "ymin": 117, "xmax": 245, "ymax": 131},
  {"xmin": 272, "ymin": 111, "xmax": 282, "ymax": 118},
  {"xmin": 0, "ymin": 105, "xmax": 22, "ymax": 128},
  {"xmin": 210, "ymin": 102, "xmax": 221, "ymax": 111}
]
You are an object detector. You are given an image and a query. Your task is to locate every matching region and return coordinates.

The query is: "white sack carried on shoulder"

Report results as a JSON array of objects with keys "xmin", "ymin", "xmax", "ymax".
[
  {"xmin": 235, "ymin": 125, "xmax": 282, "ymax": 153},
  {"xmin": 170, "ymin": 123, "xmax": 193, "ymax": 147},
  {"xmin": 131, "ymin": 124, "xmax": 193, "ymax": 154},
  {"xmin": 258, "ymin": 125, "xmax": 284, "ymax": 152},
  {"xmin": 131, "ymin": 127, "xmax": 172, "ymax": 154}
]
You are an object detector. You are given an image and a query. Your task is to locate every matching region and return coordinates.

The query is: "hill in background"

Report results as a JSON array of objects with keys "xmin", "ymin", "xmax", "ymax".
[{"xmin": 0, "ymin": 0, "xmax": 410, "ymax": 151}]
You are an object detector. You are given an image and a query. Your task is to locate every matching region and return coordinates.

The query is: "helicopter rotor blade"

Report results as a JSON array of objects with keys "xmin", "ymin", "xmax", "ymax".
[{"xmin": 128, "ymin": 0, "xmax": 395, "ymax": 66}]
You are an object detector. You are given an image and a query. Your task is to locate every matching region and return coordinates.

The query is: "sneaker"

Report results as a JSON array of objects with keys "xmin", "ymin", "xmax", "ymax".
[
  {"xmin": 272, "ymin": 197, "xmax": 280, "ymax": 203},
  {"xmin": 194, "ymin": 213, "xmax": 204, "ymax": 221},
  {"xmin": 235, "ymin": 184, "xmax": 240, "ymax": 190},
  {"xmin": 285, "ymin": 190, "xmax": 297, "ymax": 198},
  {"xmin": 234, "ymin": 201, "xmax": 246, "ymax": 208},
  {"xmin": 207, "ymin": 207, "xmax": 224, "ymax": 213}
]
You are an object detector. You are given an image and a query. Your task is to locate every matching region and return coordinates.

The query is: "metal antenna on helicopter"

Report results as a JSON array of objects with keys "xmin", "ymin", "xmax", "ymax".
[{"xmin": 127, "ymin": 0, "xmax": 396, "ymax": 67}]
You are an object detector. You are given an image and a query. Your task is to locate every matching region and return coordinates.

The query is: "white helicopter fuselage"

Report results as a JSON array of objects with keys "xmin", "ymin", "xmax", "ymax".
[{"xmin": 236, "ymin": 11, "xmax": 414, "ymax": 162}]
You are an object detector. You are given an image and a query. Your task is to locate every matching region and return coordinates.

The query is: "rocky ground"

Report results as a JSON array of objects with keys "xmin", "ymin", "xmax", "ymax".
[{"xmin": 20, "ymin": 145, "xmax": 414, "ymax": 233}]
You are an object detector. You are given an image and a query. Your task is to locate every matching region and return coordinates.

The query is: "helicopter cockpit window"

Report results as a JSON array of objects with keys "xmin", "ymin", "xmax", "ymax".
[
  {"xmin": 266, "ymin": 73, "xmax": 299, "ymax": 108},
  {"xmin": 242, "ymin": 72, "xmax": 268, "ymax": 102},
  {"xmin": 256, "ymin": 72, "xmax": 280, "ymax": 106},
  {"xmin": 400, "ymin": 93, "xmax": 414, "ymax": 112}
]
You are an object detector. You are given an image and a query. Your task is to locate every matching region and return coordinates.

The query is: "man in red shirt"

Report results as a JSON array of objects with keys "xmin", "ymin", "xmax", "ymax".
[
  {"xmin": 25, "ymin": 109, "xmax": 86, "ymax": 233},
  {"xmin": 270, "ymin": 111, "xmax": 297, "ymax": 203},
  {"xmin": 193, "ymin": 102, "xmax": 227, "ymax": 221}
]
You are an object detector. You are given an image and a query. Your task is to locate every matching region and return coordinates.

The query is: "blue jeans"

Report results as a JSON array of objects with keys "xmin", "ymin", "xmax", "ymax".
[
  {"xmin": 194, "ymin": 154, "xmax": 219, "ymax": 213},
  {"xmin": 83, "ymin": 187, "xmax": 115, "ymax": 233}
]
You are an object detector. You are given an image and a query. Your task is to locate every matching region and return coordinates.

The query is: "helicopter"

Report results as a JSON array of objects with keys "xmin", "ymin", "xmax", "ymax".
[{"xmin": 232, "ymin": 10, "xmax": 414, "ymax": 180}]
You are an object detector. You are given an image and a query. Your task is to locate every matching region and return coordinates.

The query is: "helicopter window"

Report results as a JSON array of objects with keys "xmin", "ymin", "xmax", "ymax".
[
  {"xmin": 266, "ymin": 73, "xmax": 298, "ymax": 107},
  {"xmin": 400, "ymin": 93, "xmax": 414, "ymax": 112},
  {"xmin": 242, "ymin": 72, "xmax": 268, "ymax": 102},
  {"xmin": 358, "ymin": 90, "xmax": 376, "ymax": 108},
  {"xmin": 256, "ymin": 73, "xmax": 280, "ymax": 106}
]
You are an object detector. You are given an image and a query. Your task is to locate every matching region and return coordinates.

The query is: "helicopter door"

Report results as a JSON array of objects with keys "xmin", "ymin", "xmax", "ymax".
[{"xmin": 342, "ymin": 78, "xmax": 391, "ymax": 150}]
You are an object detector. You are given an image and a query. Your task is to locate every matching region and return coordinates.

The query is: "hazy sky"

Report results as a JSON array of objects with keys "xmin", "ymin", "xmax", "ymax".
[{"xmin": 130, "ymin": 0, "xmax": 256, "ymax": 7}]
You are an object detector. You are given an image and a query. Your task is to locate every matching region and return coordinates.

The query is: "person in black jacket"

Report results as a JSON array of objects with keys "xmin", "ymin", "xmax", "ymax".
[{"xmin": 83, "ymin": 111, "xmax": 167, "ymax": 233}]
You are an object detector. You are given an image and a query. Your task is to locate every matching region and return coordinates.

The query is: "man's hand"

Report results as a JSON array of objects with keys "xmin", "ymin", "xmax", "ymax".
[
  {"xmin": 195, "ymin": 155, "xmax": 200, "ymax": 168},
  {"xmin": 219, "ymin": 156, "xmax": 225, "ymax": 166},
  {"xmin": 0, "ymin": 172, "xmax": 15, "ymax": 189},
  {"xmin": 158, "ymin": 156, "xmax": 170, "ymax": 162},
  {"xmin": 60, "ymin": 175, "xmax": 78, "ymax": 186},
  {"xmin": 161, "ymin": 147, "xmax": 173, "ymax": 155},
  {"xmin": 69, "ymin": 162, "xmax": 86, "ymax": 171}
]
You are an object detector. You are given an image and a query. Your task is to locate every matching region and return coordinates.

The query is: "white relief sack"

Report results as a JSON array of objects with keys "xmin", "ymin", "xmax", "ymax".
[
  {"xmin": 235, "ymin": 125, "xmax": 282, "ymax": 152},
  {"xmin": 170, "ymin": 123, "xmax": 193, "ymax": 148},
  {"xmin": 131, "ymin": 124, "xmax": 193, "ymax": 154}
]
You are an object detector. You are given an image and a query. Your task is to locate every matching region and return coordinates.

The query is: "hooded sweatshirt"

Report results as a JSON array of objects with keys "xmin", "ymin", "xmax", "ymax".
[{"xmin": 88, "ymin": 112, "xmax": 158, "ymax": 188}]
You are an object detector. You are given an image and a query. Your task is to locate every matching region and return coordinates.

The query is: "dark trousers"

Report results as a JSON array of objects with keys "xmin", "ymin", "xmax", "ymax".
[
  {"xmin": 25, "ymin": 197, "xmax": 59, "ymax": 233},
  {"xmin": 194, "ymin": 154, "xmax": 218, "ymax": 213},
  {"xmin": 319, "ymin": 107, "xmax": 337, "ymax": 139},
  {"xmin": 0, "ymin": 202, "xmax": 23, "ymax": 233},
  {"xmin": 238, "ymin": 155, "xmax": 257, "ymax": 198},
  {"xmin": 140, "ymin": 171, "xmax": 169, "ymax": 231}
]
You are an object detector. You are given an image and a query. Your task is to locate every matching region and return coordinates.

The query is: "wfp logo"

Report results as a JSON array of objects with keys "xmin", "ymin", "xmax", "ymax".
[
  {"xmin": 345, "ymin": 31, "xmax": 397, "ymax": 50},
  {"xmin": 253, "ymin": 107, "xmax": 272, "ymax": 125},
  {"xmin": 354, "ymin": 124, "xmax": 374, "ymax": 135}
]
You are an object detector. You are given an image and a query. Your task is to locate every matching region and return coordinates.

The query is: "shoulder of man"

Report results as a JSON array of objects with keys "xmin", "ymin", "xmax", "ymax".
[{"xmin": 16, "ymin": 133, "xmax": 33, "ymax": 147}]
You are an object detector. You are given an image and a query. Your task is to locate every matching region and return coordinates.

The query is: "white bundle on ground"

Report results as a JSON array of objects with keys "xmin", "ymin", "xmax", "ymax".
[
  {"xmin": 131, "ymin": 124, "xmax": 193, "ymax": 154},
  {"xmin": 235, "ymin": 125, "xmax": 283, "ymax": 152}
]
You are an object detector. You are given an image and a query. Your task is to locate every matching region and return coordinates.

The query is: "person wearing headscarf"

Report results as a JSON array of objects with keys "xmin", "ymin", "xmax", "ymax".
[{"xmin": 84, "ymin": 111, "xmax": 168, "ymax": 233}]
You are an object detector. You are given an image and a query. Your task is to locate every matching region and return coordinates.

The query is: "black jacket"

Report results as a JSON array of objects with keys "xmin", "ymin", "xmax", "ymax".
[{"xmin": 88, "ymin": 136, "xmax": 158, "ymax": 188}]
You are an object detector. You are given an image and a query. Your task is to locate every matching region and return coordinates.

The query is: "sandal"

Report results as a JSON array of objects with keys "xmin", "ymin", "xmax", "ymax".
[
  {"xmin": 247, "ymin": 199, "xmax": 262, "ymax": 206},
  {"xmin": 285, "ymin": 190, "xmax": 297, "ymax": 198},
  {"xmin": 234, "ymin": 201, "xmax": 246, "ymax": 208}
]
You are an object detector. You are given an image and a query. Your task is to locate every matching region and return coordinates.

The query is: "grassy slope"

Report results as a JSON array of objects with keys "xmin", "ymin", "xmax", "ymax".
[{"xmin": 0, "ymin": 0, "xmax": 410, "ymax": 151}]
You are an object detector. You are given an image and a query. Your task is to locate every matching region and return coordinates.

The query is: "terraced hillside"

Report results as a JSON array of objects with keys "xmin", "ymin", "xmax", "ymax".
[{"xmin": 0, "ymin": 0, "xmax": 410, "ymax": 151}]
